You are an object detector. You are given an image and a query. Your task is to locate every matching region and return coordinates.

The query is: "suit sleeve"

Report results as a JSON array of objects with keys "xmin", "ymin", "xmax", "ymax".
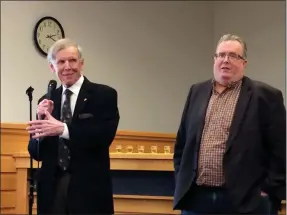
[
  {"xmin": 67, "ymin": 88, "xmax": 120, "ymax": 150},
  {"xmin": 27, "ymin": 95, "xmax": 51, "ymax": 161},
  {"xmin": 28, "ymin": 138, "xmax": 41, "ymax": 161},
  {"xmin": 173, "ymin": 86, "xmax": 193, "ymax": 179},
  {"xmin": 261, "ymin": 89, "xmax": 286, "ymax": 201}
]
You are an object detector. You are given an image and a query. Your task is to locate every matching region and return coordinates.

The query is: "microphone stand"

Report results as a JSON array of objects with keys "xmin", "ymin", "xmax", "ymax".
[{"xmin": 26, "ymin": 86, "xmax": 35, "ymax": 215}]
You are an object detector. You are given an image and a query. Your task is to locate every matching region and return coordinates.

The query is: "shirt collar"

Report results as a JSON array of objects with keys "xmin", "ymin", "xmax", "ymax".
[
  {"xmin": 62, "ymin": 75, "xmax": 84, "ymax": 96},
  {"xmin": 211, "ymin": 78, "xmax": 242, "ymax": 90}
]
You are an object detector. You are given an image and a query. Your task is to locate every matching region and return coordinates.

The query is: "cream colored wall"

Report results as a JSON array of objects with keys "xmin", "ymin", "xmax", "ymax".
[
  {"xmin": 1, "ymin": 1, "xmax": 285, "ymax": 133},
  {"xmin": 1, "ymin": 1, "xmax": 213, "ymax": 132},
  {"xmin": 213, "ymin": 1, "xmax": 286, "ymax": 99}
]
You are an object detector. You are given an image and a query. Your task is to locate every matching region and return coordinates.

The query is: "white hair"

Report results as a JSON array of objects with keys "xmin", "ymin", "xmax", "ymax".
[{"xmin": 47, "ymin": 38, "xmax": 83, "ymax": 63}]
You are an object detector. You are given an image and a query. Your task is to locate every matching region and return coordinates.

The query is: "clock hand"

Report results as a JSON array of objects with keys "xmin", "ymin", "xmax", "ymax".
[
  {"xmin": 45, "ymin": 35, "xmax": 56, "ymax": 41},
  {"xmin": 46, "ymin": 34, "xmax": 57, "ymax": 38}
]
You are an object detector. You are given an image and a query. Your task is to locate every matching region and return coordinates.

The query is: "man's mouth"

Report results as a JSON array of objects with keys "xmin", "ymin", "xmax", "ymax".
[{"xmin": 62, "ymin": 73, "xmax": 73, "ymax": 76}]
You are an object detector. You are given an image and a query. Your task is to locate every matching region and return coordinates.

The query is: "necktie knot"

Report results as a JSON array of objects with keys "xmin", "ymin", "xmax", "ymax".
[{"xmin": 64, "ymin": 89, "xmax": 73, "ymax": 98}]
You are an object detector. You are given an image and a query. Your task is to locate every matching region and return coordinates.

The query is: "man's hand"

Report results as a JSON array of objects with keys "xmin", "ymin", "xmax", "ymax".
[
  {"xmin": 37, "ymin": 99, "xmax": 54, "ymax": 120},
  {"xmin": 27, "ymin": 111, "xmax": 64, "ymax": 139}
]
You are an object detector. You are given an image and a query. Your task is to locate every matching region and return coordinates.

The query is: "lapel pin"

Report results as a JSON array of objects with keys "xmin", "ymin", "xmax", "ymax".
[{"xmin": 84, "ymin": 98, "xmax": 87, "ymax": 101}]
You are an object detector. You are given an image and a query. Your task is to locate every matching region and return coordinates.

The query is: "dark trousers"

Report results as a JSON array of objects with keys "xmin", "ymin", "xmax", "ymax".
[
  {"xmin": 51, "ymin": 172, "xmax": 71, "ymax": 215},
  {"xmin": 181, "ymin": 185, "xmax": 278, "ymax": 215}
]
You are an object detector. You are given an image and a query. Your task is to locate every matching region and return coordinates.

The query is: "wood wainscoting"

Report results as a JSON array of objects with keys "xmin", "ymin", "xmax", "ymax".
[
  {"xmin": 1, "ymin": 123, "xmax": 286, "ymax": 214},
  {"xmin": 13, "ymin": 152, "xmax": 176, "ymax": 214},
  {"xmin": 0, "ymin": 123, "xmax": 176, "ymax": 214}
]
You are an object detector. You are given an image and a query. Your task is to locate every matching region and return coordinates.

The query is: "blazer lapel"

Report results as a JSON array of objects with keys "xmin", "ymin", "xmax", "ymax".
[
  {"xmin": 72, "ymin": 77, "xmax": 93, "ymax": 121},
  {"xmin": 195, "ymin": 81, "xmax": 213, "ymax": 144},
  {"xmin": 225, "ymin": 77, "xmax": 252, "ymax": 152}
]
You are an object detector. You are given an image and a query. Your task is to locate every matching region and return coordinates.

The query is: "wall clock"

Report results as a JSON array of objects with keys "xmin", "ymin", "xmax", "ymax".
[{"xmin": 33, "ymin": 16, "xmax": 65, "ymax": 56}]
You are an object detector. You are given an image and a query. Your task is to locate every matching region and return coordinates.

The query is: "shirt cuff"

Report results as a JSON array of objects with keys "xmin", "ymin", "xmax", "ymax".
[{"xmin": 59, "ymin": 123, "xmax": 70, "ymax": 140}]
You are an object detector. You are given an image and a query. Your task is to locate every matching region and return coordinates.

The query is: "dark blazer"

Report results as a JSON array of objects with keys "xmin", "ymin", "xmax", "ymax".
[
  {"xmin": 28, "ymin": 77, "xmax": 120, "ymax": 215},
  {"xmin": 173, "ymin": 76, "xmax": 286, "ymax": 213}
]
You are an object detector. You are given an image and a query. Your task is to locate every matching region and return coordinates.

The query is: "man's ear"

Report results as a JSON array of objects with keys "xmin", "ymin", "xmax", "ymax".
[
  {"xmin": 49, "ymin": 62, "xmax": 56, "ymax": 73},
  {"xmin": 243, "ymin": 60, "xmax": 248, "ymax": 68},
  {"xmin": 79, "ymin": 59, "xmax": 84, "ymax": 72}
]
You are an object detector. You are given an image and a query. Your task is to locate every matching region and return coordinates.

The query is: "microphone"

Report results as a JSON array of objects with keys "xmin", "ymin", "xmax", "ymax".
[
  {"xmin": 46, "ymin": 80, "xmax": 57, "ymax": 100},
  {"xmin": 40, "ymin": 80, "xmax": 57, "ymax": 120}
]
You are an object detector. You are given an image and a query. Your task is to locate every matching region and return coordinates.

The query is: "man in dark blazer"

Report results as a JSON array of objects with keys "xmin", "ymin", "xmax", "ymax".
[
  {"xmin": 27, "ymin": 38, "xmax": 120, "ymax": 215},
  {"xmin": 173, "ymin": 34, "xmax": 286, "ymax": 215}
]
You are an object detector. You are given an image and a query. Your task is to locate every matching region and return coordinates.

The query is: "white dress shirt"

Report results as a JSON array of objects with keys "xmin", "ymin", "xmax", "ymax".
[{"xmin": 60, "ymin": 75, "xmax": 84, "ymax": 140}]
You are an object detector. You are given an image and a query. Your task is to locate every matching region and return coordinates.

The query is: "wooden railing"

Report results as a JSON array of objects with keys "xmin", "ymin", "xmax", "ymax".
[
  {"xmin": 1, "ymin": 123, "xmax": 176, "ymax": 214},
  {"xmin": 13, "ymin": 152, "xmax": 177, "ymax": 214}
]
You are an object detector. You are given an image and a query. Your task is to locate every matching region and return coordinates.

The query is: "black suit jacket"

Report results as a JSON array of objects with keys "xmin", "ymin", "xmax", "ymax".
[
  {"xmin": 28, "ymin": 77, "xmax": 120, "ymax": 214},
  {"xmin": 173, "ymin": 76, "xmax": 286, "ymax": 213}
]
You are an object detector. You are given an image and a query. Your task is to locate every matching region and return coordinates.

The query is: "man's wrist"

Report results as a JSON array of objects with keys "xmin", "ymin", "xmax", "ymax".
[
  {"xmin": 60, "ymin": 123, "xmax": 70, "ymax": 140},
  {"xmin": 60, "ymin": 122, "xmax": 65, "ymax": 135}
]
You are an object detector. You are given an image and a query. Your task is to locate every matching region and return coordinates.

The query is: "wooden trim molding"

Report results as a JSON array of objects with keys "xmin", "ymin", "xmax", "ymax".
[
  {"xmin": 1, "ymin": 122, "xmax": 176, "ymax": 155},
  {"xmin": 1, "ymin": 122, "xmax": 176, "ymax": 138},
  {"xmin": 13, "ymin": 152, "xmax": 174, "ymax": 171}
]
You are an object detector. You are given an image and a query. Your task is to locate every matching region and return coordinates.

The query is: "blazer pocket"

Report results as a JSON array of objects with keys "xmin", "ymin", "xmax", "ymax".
[{"xmin": 78, "ymin": 113, "xmax": 94, "ymax": 119}]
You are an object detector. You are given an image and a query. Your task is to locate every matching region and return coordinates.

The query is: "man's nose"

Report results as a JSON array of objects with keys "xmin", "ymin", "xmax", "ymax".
[
  {"xmin": 63, "ymin": 60, "xmax": 71, "ymax": 69},
  {"xmin": 223, "ymin": 55, "xmax": 230, "ymax": 63}
]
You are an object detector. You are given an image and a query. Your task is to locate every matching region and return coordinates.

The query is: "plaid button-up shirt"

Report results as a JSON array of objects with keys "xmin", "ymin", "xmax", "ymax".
[{"xmin": 196, "ymin": 79, "xmax": 242, "ymax": 187}]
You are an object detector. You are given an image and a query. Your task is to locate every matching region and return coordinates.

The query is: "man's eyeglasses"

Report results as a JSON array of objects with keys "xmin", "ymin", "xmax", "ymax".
[{"xmin": 214, "ymin": 52, "xmax": 245, "ymax": 61}]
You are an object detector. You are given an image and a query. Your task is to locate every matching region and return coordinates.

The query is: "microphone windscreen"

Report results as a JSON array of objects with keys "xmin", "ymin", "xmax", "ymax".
[{"xmin": 47, "ymin": 80, "xmax": 57, "ymax": 99}]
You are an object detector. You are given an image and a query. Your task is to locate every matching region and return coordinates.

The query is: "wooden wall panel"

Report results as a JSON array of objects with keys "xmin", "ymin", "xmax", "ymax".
[
  {"xmin": 0, "ymin": 208, "xmax": 15, "ymax": 214},
  {"xmin": 1, "ymin": 191, "xmax": 16, "ymax": 209},
  {"xmin": 1, "ymin": 173, "xmax": 16, "ymax": 191},
  {"xmin": 1, "ymin": 156, "xmax": 16, "ymax": 173},
  {"xmin": 0, "ymin": 123, "xmax": 176, "ymax": 213}
]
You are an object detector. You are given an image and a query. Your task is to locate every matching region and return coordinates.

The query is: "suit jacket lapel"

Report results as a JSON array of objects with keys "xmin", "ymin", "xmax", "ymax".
[
  {"xmin": 72, "ymin": 77, "xmax": 93, "ymax": 121},
  {"xmin": 226, "ymin": 77, "xmax": 252, "ymax": 152},
  {"xmin": 195, "ymin": 81, "xmax": 213, "ymax": 144}
]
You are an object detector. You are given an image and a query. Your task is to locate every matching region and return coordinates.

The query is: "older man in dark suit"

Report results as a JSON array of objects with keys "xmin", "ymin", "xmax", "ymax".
[
  {"xmin": 27, "ymin": 38, "xmax": 120, "ymax": 215},
  {"xmin": 173, "ymin": 34, "xmax": 286, "ymax": 215}
]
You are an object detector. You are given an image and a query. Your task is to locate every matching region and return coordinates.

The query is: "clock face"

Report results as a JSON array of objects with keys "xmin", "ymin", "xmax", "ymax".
[{"xmin": 34, "ymin": 16, "xmax": 65, "ymax": 56}]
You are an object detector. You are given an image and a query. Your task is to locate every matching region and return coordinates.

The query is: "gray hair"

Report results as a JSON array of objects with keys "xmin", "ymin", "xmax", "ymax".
[
  {"xmin": 47, "ymin": 38, "xmax": 83, "ymax": 63},
  {"xmin": 217, "ymin": 34, "xmax": 247, "ymax": 59}
]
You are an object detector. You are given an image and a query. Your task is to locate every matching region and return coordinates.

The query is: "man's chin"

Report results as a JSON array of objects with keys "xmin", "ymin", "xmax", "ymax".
[
  {"xmin": 60, "ymin": 75, "xmax": 81, "ymax": 87},
  {"xmin": 62, "ymin": 80, "xmax": 74, "ymax": 88},
  {"xmin": 216, "ymin": 78, "xmax": 231, "ymax": 86}
]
